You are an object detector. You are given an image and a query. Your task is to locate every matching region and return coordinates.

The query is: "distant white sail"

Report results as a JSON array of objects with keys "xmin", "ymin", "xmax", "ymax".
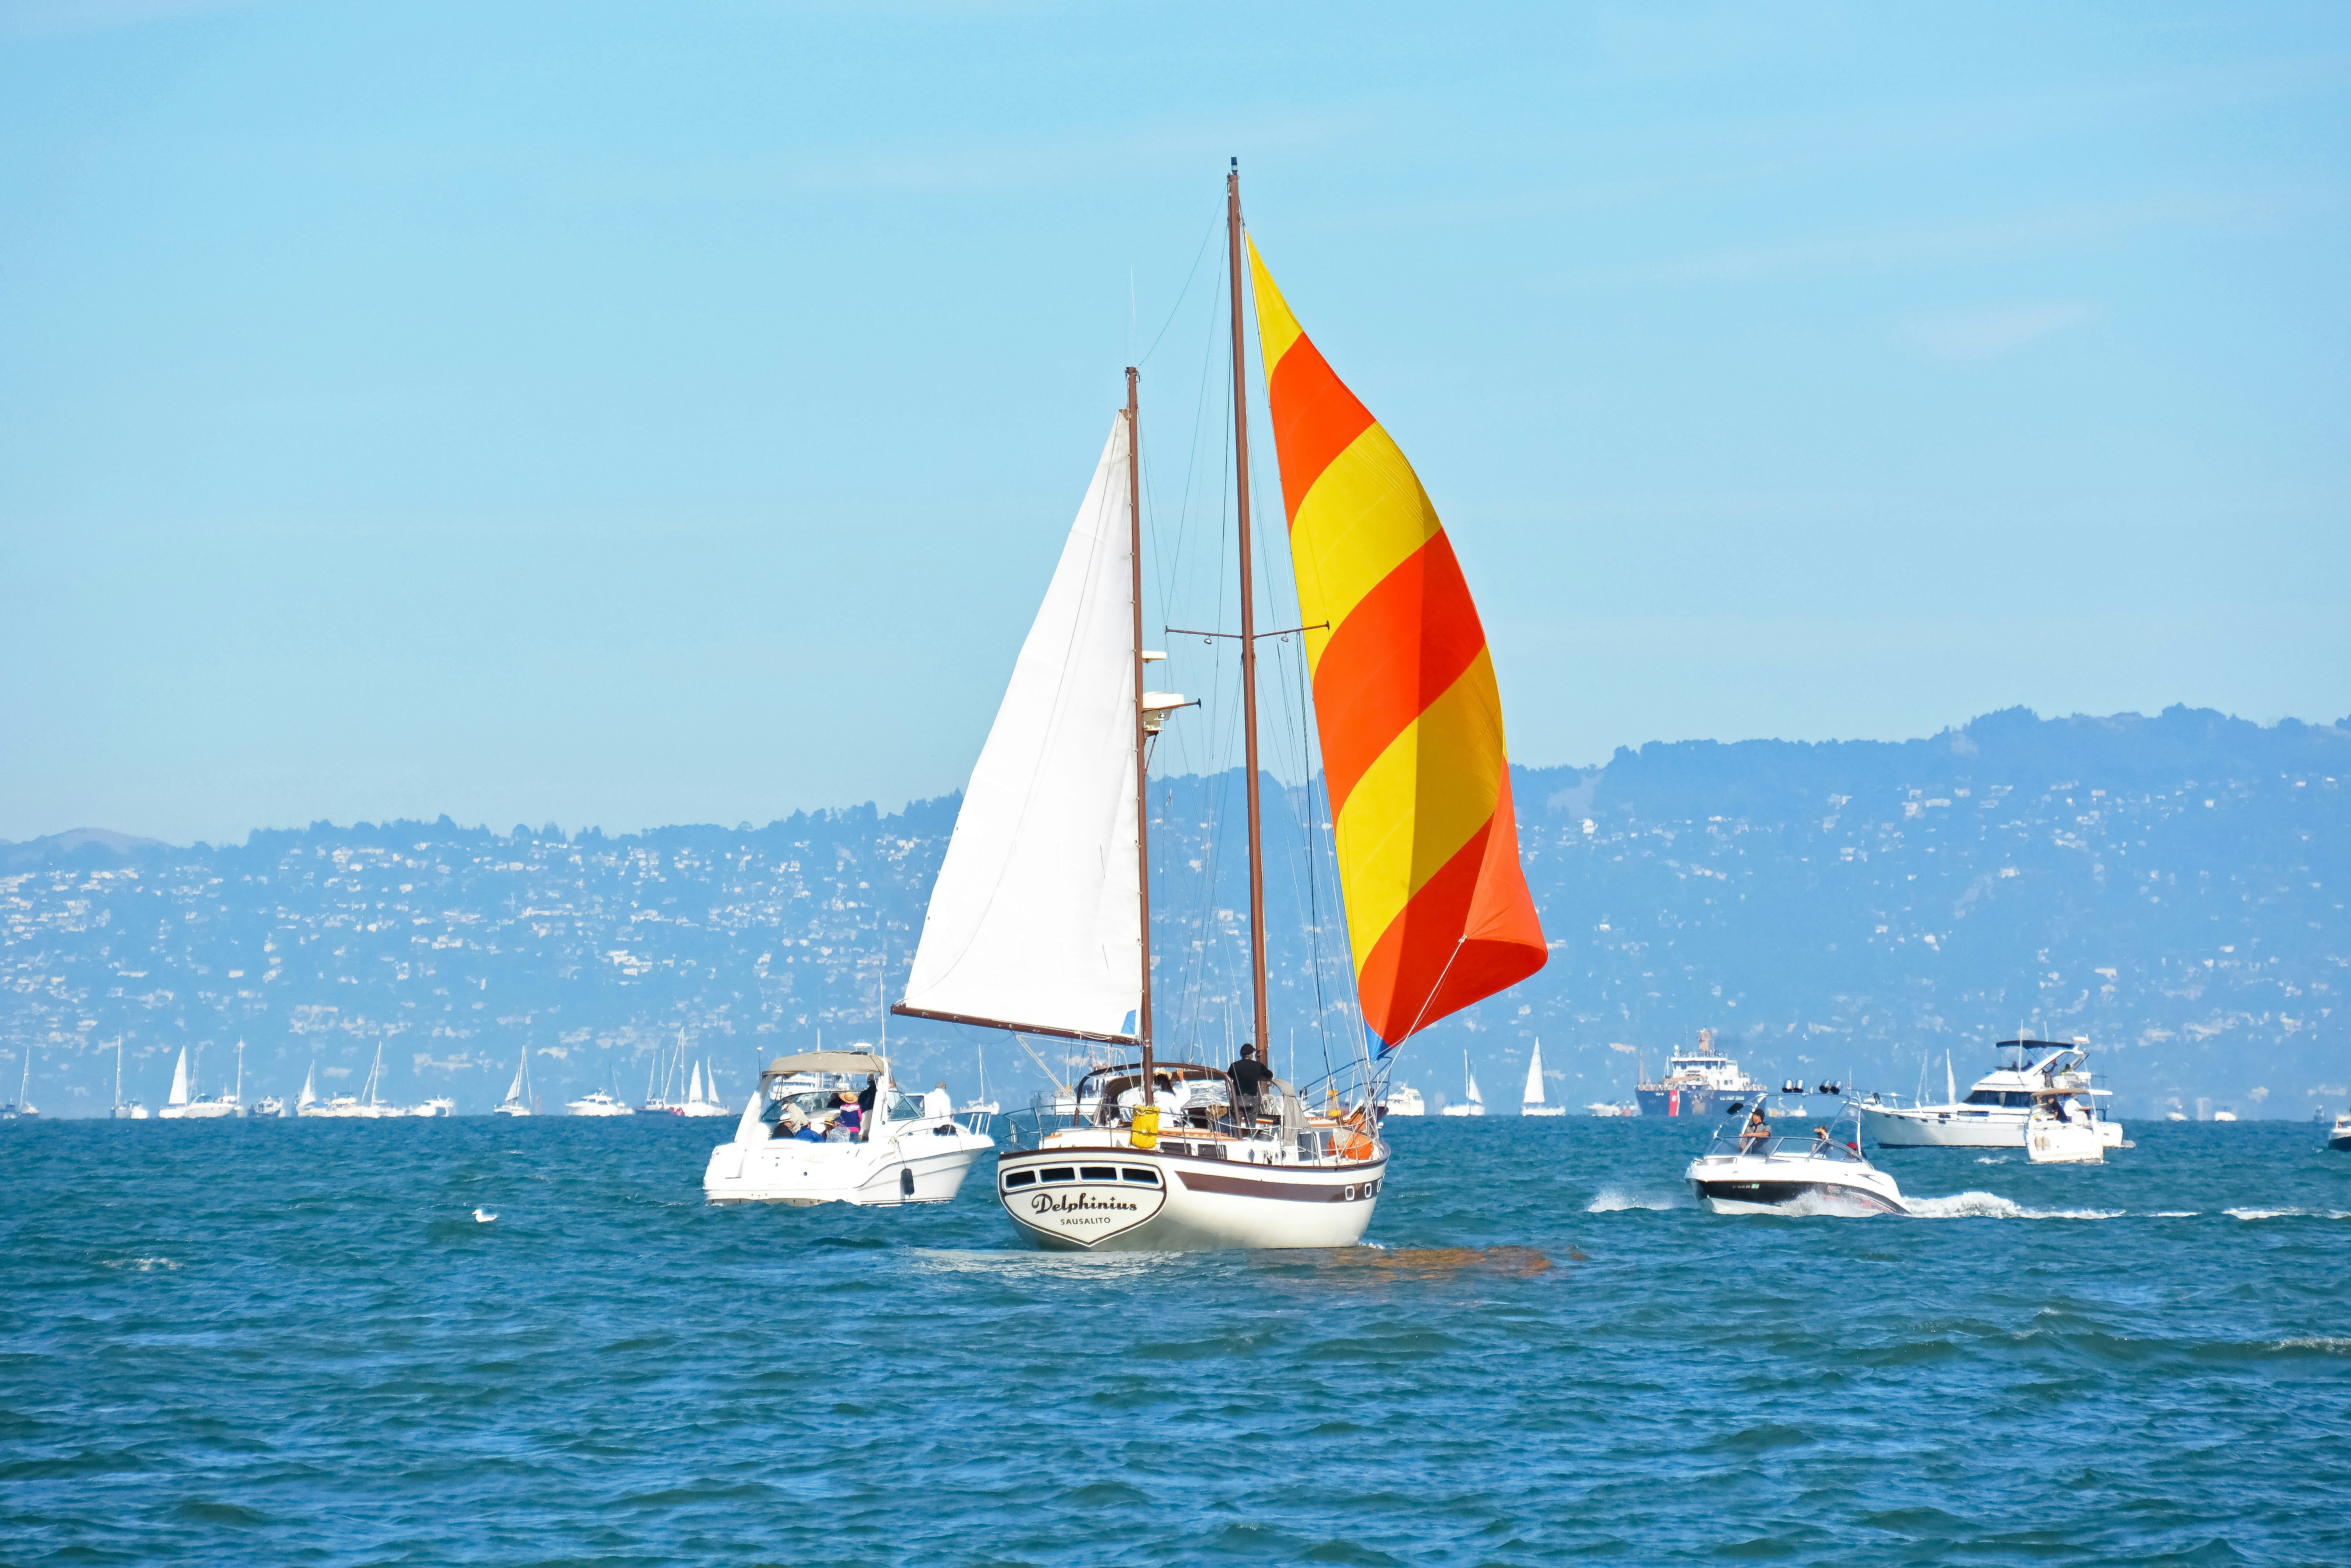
[
  {"xmin": 167, "ymin": 1047, "xmax": 190, "ymax": 1108},
  {"xmin": 298, "ymin": 1063, "xmax": 317, "ymax": 1110},
  {"xmin": 505, "ymin": 1055, "xmax": 525, "ymax": 1105},
  {"xmin": 1465, "ymin": 1069, "xmax": 1483, "ymax": 1106},
  {"xmin": 688, "ymin": 1061, "xmax": 704, "ymax": 1106},
  {"xmin": 1522, "ymin": 1041, "xmax": 1546, "ymax": 1107},
  {"xmin": 897, "ymin": 416, "xmax": 1142, "ymax": 1043}
]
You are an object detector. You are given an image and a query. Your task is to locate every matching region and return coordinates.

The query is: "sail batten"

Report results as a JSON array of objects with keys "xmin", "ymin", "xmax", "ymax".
[
  {"xmin": 898, "ymin": 418, "xmax": 1143, "ymax": 1043},
  {"xmin": 1248, "ymin": 240, "xmax": 1547, "ymax": 1050}
]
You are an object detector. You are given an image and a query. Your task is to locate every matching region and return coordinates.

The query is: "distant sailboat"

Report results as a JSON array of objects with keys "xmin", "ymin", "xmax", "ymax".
[
  {"xmin": 1521, "ymin": 1038, "xmax": 1565, "ymax": 1117},
  {"xmin": 3, "ymin": 1049, "xmax": 35, "ymax": 1119},
  {"xmin": 112, "ymin": 1036, "xmax": 148, "ymax": 1120},
  {"xmin": 305, "ymin": 1044, "xmax": 400, "ymax": 1118},
  {"xmin": 679, "ymin": 1059, "xmax": 730, "ymax": 1118},
  {"xmin": 159, "ymin": 1041, "xmax": 244, "ymax": 1119},
  {"xmin": 494, "ymin": 1044, "xmax": 534, "ymax": 1116},
  {"xmin": 1443, "ymin": 1052, "xmax": 1487, "ymax": 1117},
  {"xmin": 296, "ymin": 1062, "xmax": 320, "ymax": 1115}
]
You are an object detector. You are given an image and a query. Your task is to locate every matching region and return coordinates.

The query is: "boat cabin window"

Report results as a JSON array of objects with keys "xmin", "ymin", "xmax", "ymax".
[
  {"xmin": 882, "ymin": 1091, "xmax": 926, "ymax": 1122},
  {"xmin": 1964, "ymin": 1089, "xmax": 2004, "ymax": 1106},
  {"xmin": 1080, "ymin": 1165, "xmax": 1117, "ymax": 1180},
  {"xmin": 1120, "ymin": 1168, "xmax": 1159, "ymax": 1185},
  {"xmin": 1040, "ymin": 1167, "xmax": 1076, "ymax": 1183},
  {"xmin": 1002, "ymin": 1171, "xmax": 1036, "ymax": 1188}
]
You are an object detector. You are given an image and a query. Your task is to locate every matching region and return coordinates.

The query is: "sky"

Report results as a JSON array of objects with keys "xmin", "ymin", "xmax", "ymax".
[{"xmin": 2, "ymin": 0, "xmax": 2346, "ymax": 846}]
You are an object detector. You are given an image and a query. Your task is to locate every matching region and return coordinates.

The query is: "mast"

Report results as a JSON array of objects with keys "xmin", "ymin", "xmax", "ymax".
[
  {"xmin": 1226, "ymin": 159, "xmax": 1271, "ymax": 1064},
  {"xmin": 1127, "ymin": 364, "xmax": 1158, "ymax": 1106}
]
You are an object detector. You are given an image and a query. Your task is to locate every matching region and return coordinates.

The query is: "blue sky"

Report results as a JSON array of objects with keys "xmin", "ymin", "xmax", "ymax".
[{"xmin": 2, "ymin": 1, "xmax": 2346, "ymax": 845}]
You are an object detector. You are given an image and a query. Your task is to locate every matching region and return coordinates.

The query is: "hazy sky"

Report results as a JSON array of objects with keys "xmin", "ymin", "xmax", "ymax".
[{"xmin": 4, "ymin": 1, "xmax": 2346, "ymax": 846}]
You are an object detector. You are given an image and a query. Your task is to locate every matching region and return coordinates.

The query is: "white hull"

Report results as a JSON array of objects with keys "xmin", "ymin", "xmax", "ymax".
[
  {"xmin": 493, "ymin": 1101, "xmax": 532, "ymax": 1117},
  {"xmin": 300, "ymin": 1101, "xmax": 401, "ymax": 1119},
  {"xmin": 995, "ymin": 1137, "xmax": 1385, "ymax": 1251},
  {"xmin": 2027, "ymin": 1113, "xmax": 2105, "ymax": 1164},
  {"xmin": 112, "ymin": 1104, "xmax": 149, "ymax": 1120},
  {"xmin": 1440, "ymin": 1104, "xmax": 1485, "ymax": 1118},
  {"xmin": 159, "ymin": 1099, "xmax": 243, "ymax": 1120},
  {"xmin": 1861, "ymin": 1102, "xmax": 2124, "ymax": 1149},
  {"xmin": 705, "ymin": 1126, "xmax": 992, "ymax": 1206},
  {"xmin": 1686, "ymin": 1145, "xmax": 1908, "ymax": 1217},
  {"xmin": 567, "ymin": 1092, "xmax": 635, "ymax": 1118},
  {"xmin": 1521, "ymin": 1104, "xmax": 1566, "ymax": 1118}
]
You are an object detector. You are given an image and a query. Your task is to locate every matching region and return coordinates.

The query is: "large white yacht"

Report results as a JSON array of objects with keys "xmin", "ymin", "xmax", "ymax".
[
  {"xmin": 1380, "ymin": 1083, "xmax": 1426, "ymax": 1118},
  {"xmin": 1859, "ymin": 1039, "xmax": 2123, "ymax": 1150},
  {"xmin": 566, "ymin": 1087, "xmax": 634, "ymax": 1118},
  {"xmin": 704, "ymin": 1048, "xmax": 993, "ymax": 1205},
  {"xmin": 1635, "ymin": 1029, "xmax": 1767, "ymax": 1118}
]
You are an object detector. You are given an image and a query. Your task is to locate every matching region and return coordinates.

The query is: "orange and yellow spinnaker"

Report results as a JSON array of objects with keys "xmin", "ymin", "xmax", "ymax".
[{"xmin": 1248, "ymin": 238, "xmax": 1546, "ymax": 1050}]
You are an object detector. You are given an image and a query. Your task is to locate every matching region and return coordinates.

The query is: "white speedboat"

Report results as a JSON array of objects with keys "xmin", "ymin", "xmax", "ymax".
[
  {"xmin": 1441, "ymin": 1052, "xmax": 1487, "ymax": 1117},
  {"xmin": 2330, "ymin": 1112, "xmax": 2351, "ymax": 1153},
  {"xmin": 1686, "ymin": 1107, "xmax": 1909, "ymax": 1216},
  {"xmin": 493, "ymin": 1044, "xmax": 534, "ymax": 1116},
  {"xmin": 1380, "ymin": 1084, "xmax": 1426, "ymax": 1118},
  {"xmin": 253, "ymin": 1095, "xmax": 286, "ymax": 1118},
  {"xmin": 1859, "ymin": 1039, "xmax": 2124, "ymax": 1149},
  {"xmin": 406, "ymin": 1096, "xmax": 455, "ymax": 1118},
  {"xmin": 704, "ymin": 1048, "xmax": 993, "ymax": 1205},
  {"xmin": 1586, "ymin": 1100, "xmax": 1637, "ymax": 1117},
  {"xmin": 1521, "ymin": 1039, "xmax": 1565, "ymax": 1117},
  {"xmin": 1635, "ymin": 1029, "xmax": 1766, "ymax": 1117},
  {"xmin": 2026, "ymin": 1088, "xmax": 2105, "ymax": 1164},
  {"xmin": 567, "ymin": 1083, "xmax": 634, "ymax": 1117}
]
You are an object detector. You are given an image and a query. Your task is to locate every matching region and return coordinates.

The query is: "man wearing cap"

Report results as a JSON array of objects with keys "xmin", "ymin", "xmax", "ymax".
[{"xmin": 1229, "ymin": 1043, "xmax": 1274, "ymax": 1129}]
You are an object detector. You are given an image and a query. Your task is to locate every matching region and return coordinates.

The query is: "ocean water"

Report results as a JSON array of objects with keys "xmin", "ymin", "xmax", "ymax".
[{"xmin": 4, "ymin": 1116, "xmax": 2348, "ymax": 1567}]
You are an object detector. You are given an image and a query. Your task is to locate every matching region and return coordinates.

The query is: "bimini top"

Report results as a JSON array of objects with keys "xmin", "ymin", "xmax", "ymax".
[{"xmin": 761, "ymin": 1050, "xmax": 888, "ymax": 1078}]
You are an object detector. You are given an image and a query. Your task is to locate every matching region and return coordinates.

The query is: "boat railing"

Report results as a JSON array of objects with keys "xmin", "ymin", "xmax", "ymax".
[{"xmin": 1701, "ymin": 1129, "xmax": 1870, "ymax": 1164}]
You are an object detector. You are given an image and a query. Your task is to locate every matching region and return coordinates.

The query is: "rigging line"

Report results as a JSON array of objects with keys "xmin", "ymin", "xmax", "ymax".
[{"xmin": 1136, "ymin": 199, "xmax": 1224, "ymax": 369}]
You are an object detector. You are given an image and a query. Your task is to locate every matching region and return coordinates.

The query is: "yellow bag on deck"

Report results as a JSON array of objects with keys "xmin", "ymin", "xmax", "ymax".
[{"xmin": 1129, "ymin": 1105, "xmax": 1159, "ymax": 1150}]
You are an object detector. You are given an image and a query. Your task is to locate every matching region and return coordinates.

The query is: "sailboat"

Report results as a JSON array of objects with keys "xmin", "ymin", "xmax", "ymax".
[
  {"xmin": 678, "ymin": 1058, "xmax": 731, "ymax": 1118},
  {"xmin": 159, "ymin": 1041, "xmax": 245, "ymax": 1119},
  {"xmin": 112, "ymin": 1036, "xmax": 148, "ymax": 1119},
  {"xmin": 3, "ymin": 1049, "xmax": 35, "ymax": 1119},
  {"xmin": 296, "ymin": 1061, "xmax": 320, "ymax": 1115},
  {"xmin": 1442, "ymin": 1052, "xmax": 1487, "ymax": 1118},
  {"xmin": 907, "ymin": 164, "xmax": 1545, "ymax": 1249},
  {"xmin": 1521, "ymin": 1038, "xmax": 1565, "ymax": 1117},
  {"xmin": 304, "ymin": 1044, "xmax": 401, "ymax": 1118},
  {"xmin": 494, "ymin": 1043, "xmax": 534, "ymax": 1115}
]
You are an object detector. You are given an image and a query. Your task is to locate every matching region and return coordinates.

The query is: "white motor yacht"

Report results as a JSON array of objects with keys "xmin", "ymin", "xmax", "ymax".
[
  {"xmin": 1686, "ymin": 1106, "xmax": 1909, "ymax": 1216},
  {"xmin": 1859, "ymin": 1039, "xmax": 2124, "ymax": 1150},
  {"xmin": 1441, "ymin": 1052, "xmax": 1487, "ymax": 1117},
  {"xmin": 1380, "ymin": 1083, "xmax": 1426, "ymax": 1118},
  {"xmin": 1586, "ymin": 1100, "xmax": 1637, "ymax": 1117},
  {"xmin": 253, "ymin": 1095, "xmax": 286, "ymax": 1118},
  {"xmin": 406, "ymin": 1095, "xmax": 455, "ymax": 1118},
  {"xmin": 1521, "ymin": 1040, "xmax": 1565, "ymax": 1117},
  {"xmin": 2330, "ymin": 1111, "xmax": 2351, "ymax": 1153},
  {"xmin": 2025, "ymin": 1087, "xmax": 2105, "ymax": 1164},
  {"xmin": 494, "ymin": 1044, "xmax": 534, "ymax": 1115},
  {"xmin": 704, "ymin": 1048, "xmax": 994, "ymax": 1205},
  {"xmin": 566, "ymin": 1084, "xmax": 634, "ymax": 1117},
  {"xmin": 1635, "ymin": 1029, "xmax": 1767, "ymax": 1117}
]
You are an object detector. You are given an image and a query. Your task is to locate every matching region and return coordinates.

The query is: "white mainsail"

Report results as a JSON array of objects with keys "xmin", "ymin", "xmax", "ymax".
[
  {"xmin": 897, "ymin": 416, "xmax": 1142, "ymax": 1042},
  {"xmin": 1465, "ymin": 1059, "xmax": 1483, "ymax": 1107},
  {"xmin": 167, "ymin": 1047, "xmax": 190, "ymax": 1108},
  {"xmin": 688, "ymin": 1061, "xmax": 705, "ymax": 1106},
  {"xmin": 298, "ymin": 1062, "xmax": 318, "ymax": 1110},
  {"xmin": 1522, "ymin": 1041, "xmax": 1546, "ymax": 1108},
  {"xmin": 505, "ymin": 1055, "xmax": 525, "ymax": 1105}
]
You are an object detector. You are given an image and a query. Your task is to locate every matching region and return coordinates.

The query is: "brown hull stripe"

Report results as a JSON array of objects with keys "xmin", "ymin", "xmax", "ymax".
[{"xmin": 1173, "ymin": 1169, "xmax": 1379, "ymax": 1203}]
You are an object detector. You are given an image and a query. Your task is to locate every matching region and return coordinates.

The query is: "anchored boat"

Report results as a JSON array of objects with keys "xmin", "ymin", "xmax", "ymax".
[
  {"xmin": 1859, "ymin": 1039, "xmax": 2123, "ymax": 1150},
  {"xmin": 1521, "ymin": 1040, "xmax": 1565, "ymax": 1117},
  {"xmin": 703, "ymin": 1048, "xmax": 994, "ymax": 1206},
  {"xmin": 901, "ymin": 165, "xmax": 1546, "ymax": 1251}
]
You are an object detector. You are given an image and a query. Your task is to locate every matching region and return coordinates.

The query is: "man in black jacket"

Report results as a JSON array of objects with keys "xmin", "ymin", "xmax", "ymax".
[{"xmin": 1229, "ymin": 1044, "xmax": 1275, "ymax": 1129}]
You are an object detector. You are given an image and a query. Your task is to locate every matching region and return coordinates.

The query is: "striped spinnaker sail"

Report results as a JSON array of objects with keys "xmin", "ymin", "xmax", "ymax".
[{"xmin": 1248, "ymin": 239, "xmax": 1546, "ymax": 1049}]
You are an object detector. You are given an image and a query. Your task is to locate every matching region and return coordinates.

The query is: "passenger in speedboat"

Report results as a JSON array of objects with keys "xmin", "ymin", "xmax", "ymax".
[
  {"xmin": 826, "ymin": 1092, "xmax": 861, "ymax": 1142},
  {"xmin": 1810, "ymin": 1125, "xmax": 1832, "ymax": 1155},
  {"xmin": 1739, "ymin": 1106, "xmax": 1771, "ymax": 1154}
]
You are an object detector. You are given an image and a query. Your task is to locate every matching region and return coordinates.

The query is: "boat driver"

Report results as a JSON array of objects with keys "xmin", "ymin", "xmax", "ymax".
[
  {"xmin": 1739, "ymin": 1105, "xmax": 1771, "ymax": 1154},
  {"xmin": 1229, "ymin": 1044, "xmax": 1274, "ymax": 1127}
]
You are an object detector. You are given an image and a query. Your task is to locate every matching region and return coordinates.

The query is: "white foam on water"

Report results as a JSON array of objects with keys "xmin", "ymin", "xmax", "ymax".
[
  {"xmin": 1586, "ymin": 1185, "xmax": 1683, "ymax": 1213},
  {"xmin": 1906, "ymin": 1191, "xmax": 2123, "ymax": 1220},
  {"xmin": 2148, "ymin": 1211, "xmax": 2200, "ymax": 1218},
  {"xmin": 1973, "ymin": 1156, "xmax": 2010, "ymax": 1165},
  {"xmin": 2225, "ymin": 1207, "xmax": 2351, "ymax": 1220},
  {"xmin": 102, "ymin": 1256, "xmax": 182, "ymax": 1271},
  {"xmin": 2275, "ymin": 1337, "xmax": 2351, "ymax": 1353}
]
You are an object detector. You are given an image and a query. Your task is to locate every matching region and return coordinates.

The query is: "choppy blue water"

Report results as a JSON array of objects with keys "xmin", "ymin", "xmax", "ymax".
[{"xmin": 4, "ymin": 1116, "xmax": 2348, "ymax": 1566}]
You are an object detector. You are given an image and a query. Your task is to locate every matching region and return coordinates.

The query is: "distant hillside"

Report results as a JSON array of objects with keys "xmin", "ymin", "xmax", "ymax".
[{"xmin": 2, "ymin": 706, "xmax": 2343, "ymax": 1119}]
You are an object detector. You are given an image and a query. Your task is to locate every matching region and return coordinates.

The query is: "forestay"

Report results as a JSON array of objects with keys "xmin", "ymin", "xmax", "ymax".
[{"xmin": 896, "ymin": 416, "xmax": 1143, "ymax": 1043}]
